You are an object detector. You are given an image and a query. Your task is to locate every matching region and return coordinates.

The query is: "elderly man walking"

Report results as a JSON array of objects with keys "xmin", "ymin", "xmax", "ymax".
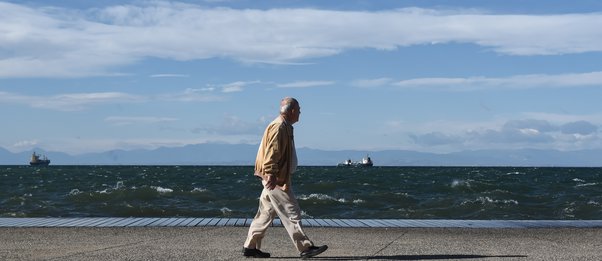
[{"xmin": 243, "ymin": 97, "xmax": 328, "ymax": 259}]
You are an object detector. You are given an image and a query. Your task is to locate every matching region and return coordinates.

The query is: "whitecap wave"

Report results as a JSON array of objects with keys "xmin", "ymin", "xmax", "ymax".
[
  {"xmin": 152, "ymin": 186, "xmax": 173, "ymax": 193},
  {"xmin": 461, "ymin": 196, "xmax": 518, "ymax": 206},
  {"xmin": 451, "ymin": 179, "xmax": 470, "ymax": 188},
  {"xmin": 114, "ymin": 181, "xmax": 125, "ymax": 190},
  {"xmin": 96, "ymin": 181, "xmax": 126, "ymax": 194},
  {"xmin": 68, "ymin": 189, "xmax": 82, "ymax": 196},
  {"xmin": 301, "ymin": 210, "xmax": 314, "ymax": 218},
  {"xmin": 576, "ymin": 183, "xmax": 598, "ymax": 187},
  {"xmin": 505, "ymin": 171, "xmax": 524, "ymax": 175},
  {"xmin": 298, "ymin": 193, "xmax": 347, "ymax": 203},
  {"xmin": 191, "ymin": 187, "xmax": 208, "ymax": 193}
]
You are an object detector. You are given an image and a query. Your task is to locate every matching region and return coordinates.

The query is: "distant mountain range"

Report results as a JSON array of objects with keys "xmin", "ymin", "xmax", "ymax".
[{"xmin": 2, "ymin": 143, "xmax": 601, "ymax": 166}]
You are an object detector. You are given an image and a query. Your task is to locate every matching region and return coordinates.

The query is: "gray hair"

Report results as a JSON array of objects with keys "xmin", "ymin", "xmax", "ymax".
[{"xmin": 280, "ymin": 97, "xmax": 298, "ymax": 114}]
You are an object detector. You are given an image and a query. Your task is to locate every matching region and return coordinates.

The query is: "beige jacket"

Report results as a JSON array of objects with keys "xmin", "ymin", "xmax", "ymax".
[{"xmin": 254, "ymin": 116, "xmax": 296, "ymax": 191}]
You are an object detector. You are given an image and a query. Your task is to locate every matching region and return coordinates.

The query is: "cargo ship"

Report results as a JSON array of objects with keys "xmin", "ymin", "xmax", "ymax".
[
  {"xmin": 337, "ymin": 155, "xmax": 373, "ymax": 167},
  {"xmin": 30, "ymin": 152, "xmax": 50, "ymax": 166}
]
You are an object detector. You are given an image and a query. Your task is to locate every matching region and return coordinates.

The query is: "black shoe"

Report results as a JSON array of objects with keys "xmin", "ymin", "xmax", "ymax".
[
  {"xmin": 243, "ymin": 247, "xmax": 271, "ymax": 258},
  {"xmin": 300, "ymin": 245, "xmax": 328, "ymax": 259}
]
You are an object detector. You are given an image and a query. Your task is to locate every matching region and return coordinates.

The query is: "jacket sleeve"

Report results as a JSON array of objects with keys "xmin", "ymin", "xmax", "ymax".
[{"xmin": 262, "ymin": 123, "xmax": 284, "ymax": 178}]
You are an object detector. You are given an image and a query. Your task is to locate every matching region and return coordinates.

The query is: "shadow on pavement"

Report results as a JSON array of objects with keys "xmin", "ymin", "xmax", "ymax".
[{"xmin": 306, "ymin": 254, "xmax": 528, "ymax": 260}]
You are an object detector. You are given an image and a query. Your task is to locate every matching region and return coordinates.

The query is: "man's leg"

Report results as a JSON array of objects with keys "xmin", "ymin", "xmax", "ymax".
[
  {"xmin": 244, "ymin": 188, "xmax": 276, "ymax": 250},
  {"xmin": 267, "ymin": 188, "xmax": 313, "ymax": 253}
]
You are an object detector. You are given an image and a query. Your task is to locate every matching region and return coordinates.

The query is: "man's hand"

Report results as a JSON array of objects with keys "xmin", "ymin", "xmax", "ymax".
[{"xmin": 265, "ymin": 175, "xmax": 276, "ymax": 190}]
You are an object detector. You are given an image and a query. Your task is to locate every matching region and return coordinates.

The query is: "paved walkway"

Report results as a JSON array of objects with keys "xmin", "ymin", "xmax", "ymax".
[{"xmin": 1, "ymin": 226, "xmax": 601, "ymax": 260}]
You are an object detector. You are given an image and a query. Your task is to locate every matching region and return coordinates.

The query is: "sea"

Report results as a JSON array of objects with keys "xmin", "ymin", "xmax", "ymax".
[{"xmin": 1, "ymin": 166, "xmax": 601, "ymax": 220}]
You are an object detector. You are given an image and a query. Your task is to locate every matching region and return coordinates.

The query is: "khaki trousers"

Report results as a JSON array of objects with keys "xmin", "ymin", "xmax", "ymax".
[{"xmin": 244, "ymin": 186, "xmax": 313, "ymax": 252}]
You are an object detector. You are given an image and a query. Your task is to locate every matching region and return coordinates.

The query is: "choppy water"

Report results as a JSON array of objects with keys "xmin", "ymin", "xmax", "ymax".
[{"xmin": 1, "ymin": 166, "xmax": 601, "ymax": 219}]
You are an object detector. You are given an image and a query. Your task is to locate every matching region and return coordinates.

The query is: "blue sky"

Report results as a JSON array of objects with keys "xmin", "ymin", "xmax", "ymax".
[{"xmin": 1, "ymin": 0, "xmax": 602, "ymax": 155}]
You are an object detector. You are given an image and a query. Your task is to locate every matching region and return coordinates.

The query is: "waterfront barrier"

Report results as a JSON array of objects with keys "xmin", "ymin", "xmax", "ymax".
[{"xmin": 1, "ymin": 217, "xmax": 601, "ymax": 228}]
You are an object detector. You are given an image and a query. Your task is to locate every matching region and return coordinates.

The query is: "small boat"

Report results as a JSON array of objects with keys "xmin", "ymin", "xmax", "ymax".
[
  {"xmin": 337, "ymin": 155, "xmax": 373, "ymax": 167},
  {"xmin": 30, "ymin": 152, "xmax": 50, "ymax": 166}
]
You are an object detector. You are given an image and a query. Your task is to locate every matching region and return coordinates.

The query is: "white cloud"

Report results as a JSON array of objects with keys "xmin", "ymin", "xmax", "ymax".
[
  {"xmin": 105, "ymin": 116, "xmax": 178, "ymax": 126},
  {"xmin": 0, "ymin": 89, "xmax": 229, "ymax": 111},
  {"xmin": 405, "ymin": 116, "xmax": 601, "ymax": 151},
  {"xmin": 222, "ymin": 85, "xmax": 243, "ymax": 93},
  {"xmin": 161, "ymin": 88, "xmax": 225, "ymax": 102},
  {"xmin": 560, "ymin": 121, "xmax": 598, "ymax": 135},
  {"xmin": 502, "ymin": 119, "xmax": 556, "ymax": 133},
  {"xmin": 394, "ymin": 71, "xmax": 602, "ymax": 90},
  {"xmin": 3, "ymin": 2, "xmax": 602, "ymax": 78},
  {"xmin": 220, "ymin": 81, "xmax": 260, "ymax": 93},
  {"xmin": 222, "ymin": 85, "xmax": 244, "ymax": 93},
  {"xmin": 12, "ymin": 140, "xmax": 38, "ymax": 148},
  {"xmin": 522, "ymin": 112, "xmax": 602, "ymax": 125},
  {"xmin": 0, "ymin": 91, "xmax": 144, "ymax": 111},
  {"xmin": 150, "ymin": 74, "xmax": 189, "ymax": 78},
  {"xmin": 277, "ymin": 81, "xmax": 335, "ymax": 88}
]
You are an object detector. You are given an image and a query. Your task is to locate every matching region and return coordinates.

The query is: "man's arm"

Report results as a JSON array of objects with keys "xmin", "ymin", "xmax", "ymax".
[{"xmin": 262, "ymin": 124, "xmax": 284, "ymax": 190}]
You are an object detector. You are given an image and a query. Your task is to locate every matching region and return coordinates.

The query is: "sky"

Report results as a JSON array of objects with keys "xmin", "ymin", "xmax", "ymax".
[{"xmin": 1, "ymin": 0, "xmax": 602, "ymax": 155}]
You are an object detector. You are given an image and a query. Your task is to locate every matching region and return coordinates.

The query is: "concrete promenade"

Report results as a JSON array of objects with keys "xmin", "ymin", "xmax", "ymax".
[{"xmin": 0, "ymin": 218, "xmax": 601, "ymax": 260}]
